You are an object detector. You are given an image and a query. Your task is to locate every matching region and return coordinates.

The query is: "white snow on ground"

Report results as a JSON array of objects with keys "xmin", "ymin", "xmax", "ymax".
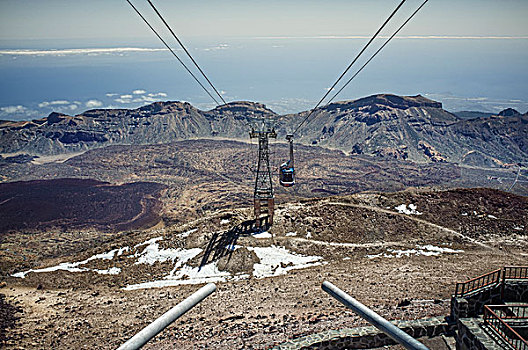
[
  {"xmin": 134, "ymin": 236, "xmax": 162, "ymax": 248},
  {"xmin": 286, "ymin": 231, "xmax": 297, "ymax": 237},
  {"xmin": 395, "ymin": 204, "xmax": 422, "ymax": 215},
  {"xmin": 220, "ymin": 219, "xmax": 230, "ymax": 225},
  {"xmin": 178, "ymin": 228, "xmax": 197, "ymax": 238},
  {"xmin": 134, "ymin": 239, "xmax": 200, "ymax": 265},
  {"xmin": 117, "ymin": 247, "xmax": 130, "ymax": 256},
  {"xmin": 12, "ymin": 248, "xmax": 122, "ymax": 278},
  {"xmin": 366, "ymin": 245, "xmax": 463, "ymax": 259},
  {"xmin": 93, "ymin": 267, "xmax": 122, "ymax": 275},
  {"xmin": 487, "ymin": 214, "xmax": 498, "ymax": 219},
  {"xmin": 252, "ymin": 231, "xmax": 272, "ymax": 239},
  {"xmin": 12, "ymin": 233, "xmax": 326, "ymax": 289},
  {"xmin": 124, "ymin": 262, "xmax": 233, "ymax": 290},
  {"xmin": 418, "ymin": 245, "xmax": 464, "ymax": 254},
  {"xmin": 514, "ymin": 226, "xmax": 524, "ymax": 231},
  {"xmin": 247, "ymin": 246, "xmax": 323, "ymax": 278}
]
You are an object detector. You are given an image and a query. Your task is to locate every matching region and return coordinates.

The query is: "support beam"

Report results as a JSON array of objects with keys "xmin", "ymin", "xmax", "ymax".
[
  {"xmin": 118, "ymin": 283, "xmax": 216, "ymax": 350},
  {"xmin": 322, "ymin": 281, "xmax": 429, "ymax": 350}
]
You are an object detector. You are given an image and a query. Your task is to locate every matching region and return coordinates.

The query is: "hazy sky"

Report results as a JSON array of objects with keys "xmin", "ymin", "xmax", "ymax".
[
  {"xmin": 1, "ymin": 0, "xmax": 527, "ymax": 44},
  {"xmin": 0, "ymin": 0, "xmax": 527, "ymax": 119}
]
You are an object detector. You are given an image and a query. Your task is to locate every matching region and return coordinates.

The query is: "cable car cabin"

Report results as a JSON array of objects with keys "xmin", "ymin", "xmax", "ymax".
[
  {"xmin": 279, "ymin": 162, "xmax": 295, "ymax": 187},
  {"xmin": 279, "ymin": 134, "xmax": 295, "ymax": 187}
]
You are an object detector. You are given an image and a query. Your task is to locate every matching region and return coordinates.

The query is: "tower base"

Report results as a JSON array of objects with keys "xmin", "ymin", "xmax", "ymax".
[{"xmin": 254, "ymin": 198, "xmax": 274, "ymax": 228}]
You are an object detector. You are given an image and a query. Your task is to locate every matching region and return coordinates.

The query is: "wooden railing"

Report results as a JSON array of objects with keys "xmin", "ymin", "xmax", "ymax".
[{"xmin": 484, "ymin": 305, "xmax": 528, "ymax": 350}]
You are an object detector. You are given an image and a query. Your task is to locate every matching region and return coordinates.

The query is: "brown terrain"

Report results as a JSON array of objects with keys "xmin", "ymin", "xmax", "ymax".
[
  {"xmin": 0, "ymin": 141, "xmax": 526, "ymax": 349},
  {"xmin": 0, "ymin": 95, "xmax": 527, "ymax": 349}
]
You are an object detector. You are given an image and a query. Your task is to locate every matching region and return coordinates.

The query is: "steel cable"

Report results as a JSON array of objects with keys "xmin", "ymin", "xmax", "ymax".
[
  {"xmin": 125, "ymin": 0, "xmax": 220, "ymax": 105},
  {"xmin": 327, "ymin": 0, "xmax": 429, "ymax": 105},
  {"xmin": 146, "ymin": 0, "xmax": 227, "ymax": 105},
  {"xmin": 291, "ymin": 0, "xmax": 407, "ymax": 136}
]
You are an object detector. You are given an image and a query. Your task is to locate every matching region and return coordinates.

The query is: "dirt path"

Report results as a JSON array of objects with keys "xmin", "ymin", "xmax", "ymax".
[{"xmin": 326, "ymin": 201, "xmax": 493, "ymax": 249}]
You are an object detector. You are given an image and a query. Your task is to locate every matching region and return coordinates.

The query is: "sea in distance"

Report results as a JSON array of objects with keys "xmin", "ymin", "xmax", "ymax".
[{"xmin": 1, "ymin": 36, "xmax": 527, "ymax": 121}]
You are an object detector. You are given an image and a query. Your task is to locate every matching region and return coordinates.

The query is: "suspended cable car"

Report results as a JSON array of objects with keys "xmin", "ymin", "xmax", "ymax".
[{"xmin": 279, "ymin": 134, "xmax": 295, "ymax": 187}]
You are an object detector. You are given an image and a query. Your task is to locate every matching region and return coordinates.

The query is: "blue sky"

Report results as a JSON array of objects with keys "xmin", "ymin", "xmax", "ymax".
[{"xmin": 0, "ymin": 0, "xmax": 527, "ymax": 120}]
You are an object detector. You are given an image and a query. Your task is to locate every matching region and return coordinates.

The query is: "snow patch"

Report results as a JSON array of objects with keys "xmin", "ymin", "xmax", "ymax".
[
  {"xmin": 220, "ymin": 219, "xmax": 230, "ymax": 225},
  {"xmin": 367, "ymin": 245, "xmax": 463, "ymax": 259},
  {"xmin": 117, "ymin": 247, "xmax": 130, "ymax": 256},
  {"xmin": 252, "ymin": 231, "xmax": 272, "ymax": 239},
  {"xmin": 247, "ymin": 246, "xmax": 323, "ymax": 278},
  {"xmin": 134, "ymin": 236, "xmax": 163, "ymax": 248},
  {"xmin": 395, "ymin": 204, "xmax": 422, "ymax": 215},
  {"xmin": 178, "ymin": 228, "xmax": 197, "ymax": 238},
  {"xmin": 286, "ymin": 231, "xmax": 297, "ymax": 237},
  {"xmin": 487, "ymin": 214, "xmax": 498, "ymax": 219},
  {"xmin": 93, "ymin": 267, "xmax": 121, "ymax": 275},
  {"xmin": 134, "ymin": 239, "xmax": 200, "ymax": 265},
  {"xmin": 12, "ymin": 248, "xmax": 121, "ymax": 278}
]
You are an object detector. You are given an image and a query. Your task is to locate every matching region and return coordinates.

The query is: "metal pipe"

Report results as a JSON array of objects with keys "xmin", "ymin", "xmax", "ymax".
[
  {"xmin": 322, "ymin": 281, "xmax": 429, "ymax": 350},
  {"xmin": 117, "ymin": 283, "xmax": 216, "ymax": 350}
]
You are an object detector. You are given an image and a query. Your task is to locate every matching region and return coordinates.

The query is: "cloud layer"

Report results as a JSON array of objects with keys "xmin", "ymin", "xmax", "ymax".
[
  {"xmin": 0, "ymin": 48, "xmax": 167, "ymax": 57},
  {"xmin": 0, "ymin": 89, "xmax": 171, "ymax": 121}
]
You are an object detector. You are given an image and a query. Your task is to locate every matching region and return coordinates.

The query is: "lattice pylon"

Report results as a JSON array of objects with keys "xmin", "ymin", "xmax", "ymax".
[{"xmin": 250, "ymin": 128, "xmax": 276, "ymax": 228}]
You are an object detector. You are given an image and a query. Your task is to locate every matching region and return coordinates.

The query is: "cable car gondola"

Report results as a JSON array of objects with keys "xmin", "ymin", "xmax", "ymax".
[{"xmin": 279, "ymin": 134, "xmax": 295, "ymax": 187}]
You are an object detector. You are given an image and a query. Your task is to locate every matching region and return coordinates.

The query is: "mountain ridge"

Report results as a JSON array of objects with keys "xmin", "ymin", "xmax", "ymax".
[{"xmin": 1, "ymin": 94, "xmax": 526, "ymax": 167}]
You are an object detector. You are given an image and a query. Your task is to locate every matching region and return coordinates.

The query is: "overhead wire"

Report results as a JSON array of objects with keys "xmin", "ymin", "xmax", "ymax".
[
  {"xmin": 327, "ymin": 0, "xmax": 429, "ymax": 104},
  {"xmin": 146, "ymin": 0, "xmax": 227, "ymax": 105},
  {"xmin": 125, "ymin": 0, "xmax": 221, "ymax": 105},
  {"xmin": 291, "ymin": 0, "xmax": 407, "ymax": 136}
]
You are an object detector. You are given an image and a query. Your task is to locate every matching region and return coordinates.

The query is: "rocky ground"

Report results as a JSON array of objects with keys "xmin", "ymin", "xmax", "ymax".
[{"xmin": 1, "ymin": 186, "xmax": 526, "ymax": 349}]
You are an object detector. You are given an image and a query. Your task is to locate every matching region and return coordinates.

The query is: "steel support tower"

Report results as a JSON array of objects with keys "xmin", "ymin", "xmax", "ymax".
[{"xmin": 250, "ymin": 128, "xmax": 276, "ymax": 228}]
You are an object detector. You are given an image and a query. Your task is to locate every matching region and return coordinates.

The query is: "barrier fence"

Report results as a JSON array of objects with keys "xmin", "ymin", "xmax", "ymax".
[
  {"xmin": 455, "ymin": 267, "xmax": 528, "ymax": 298},
  {"xmin": 455, "ymin": 269, "xmax": 501, "ymax": 297},
  {"xmin": 484, "ymin": 305, "xmax": 528, "ymax": 350}
]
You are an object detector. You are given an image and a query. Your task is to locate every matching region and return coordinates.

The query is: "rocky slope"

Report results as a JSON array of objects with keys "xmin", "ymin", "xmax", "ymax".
[{"xmin": 1, "ymin": 94, "xmax": 526, "ymax": 167}]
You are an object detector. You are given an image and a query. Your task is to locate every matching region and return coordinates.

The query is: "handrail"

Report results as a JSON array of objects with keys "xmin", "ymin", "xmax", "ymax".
[
  {"xmin": 484, "ymin": 305, "xmax": 528, "ymax": 350},
  {"xmin": 455, "ymin": 268, "xmax": 501, "ymax": 297},
  {"xmin": 502, "ymin": 267, "xmax": 528, "ymax": 299},
  {"xmin": 486, "ymin": 305, "xmax": 528, "ymax": 320},
  {"xmin": 322, "ymin": 281, "xmax": 429, "ymax": 350},
  {"xmin": 117, "ymin": 283, "xmax": 216, "ymax": 350},
  {"xmin": 503, "ymin": 267, "xmax": 528, "ymax": 280}
]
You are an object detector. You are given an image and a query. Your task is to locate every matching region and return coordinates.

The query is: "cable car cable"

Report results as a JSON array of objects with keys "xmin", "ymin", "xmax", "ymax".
[
  {"xmin": 146, "ymin": 0, "xmax": 227, "ymax": 105},
  {"xmin": 327, "ymin": 0, "xmax": 429, "ymax": 105},
  {"xmin": 125, "ymin": 0, "xmax": 220, "ymax": 105},
  {"xmin": 291, "ymin": 0, "xmax": 407, "ymax": 136}
]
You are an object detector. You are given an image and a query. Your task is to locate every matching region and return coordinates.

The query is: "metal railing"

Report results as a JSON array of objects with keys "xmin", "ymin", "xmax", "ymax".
[
  {"xmin": 118, "ymin": 283, "xmax": 216, "ymax": 350},
  {"xmin": 503, "ymin": 267, "xmax": 528, "ymax": 280},
  {"xmin": 322, "ymin": 281, "xmax": 429, "ymax": 350},
  {"xmin": 455, "ymin": 268, "xmax": 501, "ymax": 297},
  {"xmin": 484, "ymin": 305, "xmax": 528, "ymax": 350},
  {"xmin": 501, "ymin": 267, "xmax": 528, "ymax": 300}
]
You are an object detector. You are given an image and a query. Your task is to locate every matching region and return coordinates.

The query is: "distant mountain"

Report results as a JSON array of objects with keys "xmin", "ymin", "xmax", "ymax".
[
  {"xmin": 453, "ymin": 111, "xmax": 494, "ymax": 120},
  {"xmin": 1, "ymin": 94, "xmax": 526, "ymax": 167}
]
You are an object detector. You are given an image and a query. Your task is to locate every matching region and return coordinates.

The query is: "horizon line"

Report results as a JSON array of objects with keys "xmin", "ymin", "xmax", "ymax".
[{"xmin": 254, "ymin": 35, "xmax": 528, "ymax": 40}]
